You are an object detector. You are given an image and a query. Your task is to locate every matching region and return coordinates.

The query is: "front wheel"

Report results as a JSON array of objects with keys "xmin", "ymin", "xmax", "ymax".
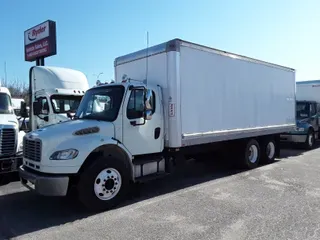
[
  {"xmin": 304, "ymin": 129, "xmax": 315, "ymax": 150},
  {"xmin": 77, "ymin": 156, "xmax": 130, "ymax": 212}
]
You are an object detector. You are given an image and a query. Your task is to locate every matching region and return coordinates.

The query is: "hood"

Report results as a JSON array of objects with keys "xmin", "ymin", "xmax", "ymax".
[
  {"xmin": 56, "ymin": 113, "xmax": 70, "ymax": 122},
  {"xmin": 0, "ymin": 113, "xmax": 19, "ymax": 128},
  {"xmin": 296, "ymin": 117, "xmax": 311, "ymax": 129},
  {"xmin": 26, "ymin": 119, "xmax": 115, "ymax": 140},
  {"xmin": 296, "ymin": 117, "xmax": 309, "ymax": 124}
]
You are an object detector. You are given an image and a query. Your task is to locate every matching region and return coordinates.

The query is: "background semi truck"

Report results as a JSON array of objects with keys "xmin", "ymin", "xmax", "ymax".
[
  {"xmin": 19, "ymin": 39, "xmax": 296, "ymax": 211},
  {"xmin": 20, "ymin": 66, "xmax": 89, "ymax": 131},
  {"xmin": 0, "ymin": 87, "xmax": 25, "ymax": 182},
  {"xmin": 281, "ymin": 80, "xmax": 320, "ymax": 149}
]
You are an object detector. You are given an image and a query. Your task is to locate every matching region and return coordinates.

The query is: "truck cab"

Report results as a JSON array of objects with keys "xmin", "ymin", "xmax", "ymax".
[
  {"xmin": 19, "ymin": 80, "xmax": 161, "ymax": 207},
  {"xmin": 24, "ymin": 66, "xmax": 89, "ymax": 131},
  {"xmin": 281, "ymin": 80, "xmax": 320, "ymax": 149},
  {"xmin": 281, "ymin": 100, "xmax": 320, "ymax": 149},
  {"xmin": 0, "ymin": 87, "xmax": 25, "ymax": 179}
]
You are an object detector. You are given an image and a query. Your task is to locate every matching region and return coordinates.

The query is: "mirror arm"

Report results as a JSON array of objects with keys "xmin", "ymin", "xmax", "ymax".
[
  {"xmin": 130, "ymin": 118, "xmax": 146, "ymax": 126},
  {"xmin": 36, "ymin": 115, "xmax": 48, "ymax": 121}
]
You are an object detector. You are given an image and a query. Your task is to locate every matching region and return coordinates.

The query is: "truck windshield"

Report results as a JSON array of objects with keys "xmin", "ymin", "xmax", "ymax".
[
  {"xmin": 296, "ymin": 102, "xmax": 310, "ymax": 119},
  {"xmin": 50, "ymin": 95, "xmax": 83, "ymax": 114},
  {"xmin": 0, "ymin": 93, "xmax": 13, "ymax": 114},
  {"xmin": 75, "ymin": 86, "xmax": 125, "ymax": 121}
]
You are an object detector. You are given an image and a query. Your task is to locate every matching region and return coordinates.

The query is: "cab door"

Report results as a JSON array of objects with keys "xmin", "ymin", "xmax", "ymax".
[
  {"xmin": 122, "ymin": 86, "xmax": 164, "ymax": 155},
  {"xmin": 310, "ymin": 103, "xmax": 319, "ymax": 137}
]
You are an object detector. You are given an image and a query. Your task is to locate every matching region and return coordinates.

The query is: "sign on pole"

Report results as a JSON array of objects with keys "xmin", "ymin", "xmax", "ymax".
[{"xmin": 24, "ymin": 20, "xmax": 57, "ymax": 62}]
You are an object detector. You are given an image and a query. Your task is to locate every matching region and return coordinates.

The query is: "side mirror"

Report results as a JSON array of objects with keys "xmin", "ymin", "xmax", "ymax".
[
  {"xmin": 67, "ymin": 111, "xmax": 73, "ymax": 119},
  {"xmin": 33, "ymin": 101, "xmax": 41, "ymax": 116},
  {"xmin": 20, "ymin": 102, "xmax": 29, "ymax": 118},
  {"xmin": 144, "ymin": 89, "xmax": 153, "ymax": 120}
]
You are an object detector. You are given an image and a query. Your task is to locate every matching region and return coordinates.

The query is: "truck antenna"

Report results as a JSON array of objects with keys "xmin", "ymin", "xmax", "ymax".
[{"xmin": 145, "ymin": 31, "xmax": 149, "ymax": 86}]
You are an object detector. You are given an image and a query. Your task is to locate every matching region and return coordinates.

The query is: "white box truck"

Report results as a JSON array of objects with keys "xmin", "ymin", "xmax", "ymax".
[
  {"xmin": 19, "ymin": 39, "xmax": 296, "ymax": 211},
  {"xmin": 11, "ymin": 98, "xmax": 25, "ymax": 117},
  {"xmin": 0, "ymin": 87, "xmax": 25, "ymax": 181},
  {"xmin": 20, "ymin": 66, "xmax": 89, "ymax": 131},
  {"xmin": 281, "ymin": 80, "xmax": 320, "ymax": 149}
]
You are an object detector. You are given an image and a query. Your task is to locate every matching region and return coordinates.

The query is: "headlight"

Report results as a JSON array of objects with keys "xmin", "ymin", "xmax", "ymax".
[
  {"xmin": 50, "ymin": 149, "xmax": 79, "ymax": 160},
  {"xmin": 296, "ymin": 127, "xmax": 305, "ymax": 132}
]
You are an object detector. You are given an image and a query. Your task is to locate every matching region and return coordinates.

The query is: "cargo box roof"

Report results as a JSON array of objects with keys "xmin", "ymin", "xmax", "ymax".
[{"xmin": 114, "ymin": 38, "xmax": 295, "ymax": 72}]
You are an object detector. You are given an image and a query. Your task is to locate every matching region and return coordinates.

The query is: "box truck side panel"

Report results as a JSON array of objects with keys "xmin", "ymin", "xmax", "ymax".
[{"xmin": 179, "ymin": 45, "xmax": 296, "ymax": 146}]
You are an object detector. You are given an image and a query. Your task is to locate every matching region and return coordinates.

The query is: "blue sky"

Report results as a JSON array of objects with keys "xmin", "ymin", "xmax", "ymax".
[{"xmin": 0, "ymin": 0, "xmax": 319, "ymax": 87}]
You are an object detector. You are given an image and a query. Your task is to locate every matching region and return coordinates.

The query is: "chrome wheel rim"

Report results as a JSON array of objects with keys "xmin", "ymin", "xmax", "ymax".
[
  {"xmin": 248, "ymin": 145, "xmax": 258, "ymax": 163},
  {"xmin": 94, "ymin": 168, "xmax": 122, "ymax": 201},
  {"xmin": 266, "ymin": 142, "xmax": 275, "ymax": 159},
  {"xmin": 308, "ymin": 134, "xmax": 313, "ymax": 146}
]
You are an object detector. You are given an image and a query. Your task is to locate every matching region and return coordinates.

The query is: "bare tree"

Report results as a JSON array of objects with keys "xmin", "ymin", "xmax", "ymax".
[{"xmin": 2, "ymin": 78, "xmax": 29, "ymax": 105}]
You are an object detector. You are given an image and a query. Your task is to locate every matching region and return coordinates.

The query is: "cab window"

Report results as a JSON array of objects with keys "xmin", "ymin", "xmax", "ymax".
[
  {"xmin": 127, "ymin": 89, "xmax": 144, "ymax": 119},
  {"xmin": 126, "ymin": 89, "xmax": 156, "ymax": 119},
  {"xmin": 37, "ymin": 97, "xmax": 49, "ymax": 115}
]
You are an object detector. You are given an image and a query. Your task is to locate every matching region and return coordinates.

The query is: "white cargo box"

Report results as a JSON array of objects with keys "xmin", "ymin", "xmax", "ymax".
[
  {"xmin": 296, "ymin": 80, "xmax": 320, "ymax": 102},
  {"xmin": 115, "ymin": 39, "xmax": 296, "ymax": 148}
]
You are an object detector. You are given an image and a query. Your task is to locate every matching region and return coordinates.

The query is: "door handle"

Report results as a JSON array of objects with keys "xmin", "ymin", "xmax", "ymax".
[{"xmin": 154, "ymin": 127, "xmax": 161, "ymax": 139}]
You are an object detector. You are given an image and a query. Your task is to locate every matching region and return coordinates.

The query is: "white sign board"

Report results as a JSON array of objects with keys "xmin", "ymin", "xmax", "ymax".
[{"xmin": 24, "ymin": 21, "xmax": 50, "ymax": 46}]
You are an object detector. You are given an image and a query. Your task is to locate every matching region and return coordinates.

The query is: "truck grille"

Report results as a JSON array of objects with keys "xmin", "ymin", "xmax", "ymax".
[
  {"xmin": 0, "ymin": 128, "xmax": 16, "ymax": 156},
  {"xmin": 23, "ymin": 138, "xmax": 42, "ymax": 162}
]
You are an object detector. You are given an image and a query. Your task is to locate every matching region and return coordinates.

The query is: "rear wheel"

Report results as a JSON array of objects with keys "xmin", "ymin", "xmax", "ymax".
[
  {"xmin": 239, "ymin": 139, "xmax": 260, "ymax": 169},
  {"xmin": 260, "ymin": 138, "xmax": 276, "ymax": 164},
  {"xmin": 77, "ymin": 156, "xmax": 130, "ymax": 212}
]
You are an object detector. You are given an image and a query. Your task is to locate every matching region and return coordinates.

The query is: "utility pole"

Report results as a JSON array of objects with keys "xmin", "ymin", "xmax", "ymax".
[
  {"xmin": 4, "ymin": 61, "xmax": 7, "ymax": 86},
  {"xmin": 93, "ymin": 72, "xmax": 103, "ymax": 79}
]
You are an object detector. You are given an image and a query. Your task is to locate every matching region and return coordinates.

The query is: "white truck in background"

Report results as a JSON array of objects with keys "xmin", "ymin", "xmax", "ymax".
[
  {"xmin": 0, "ymin": 87, "xmax": 25, "ymax": 181},
  {"xmin": 11, "ymin": 98, "xmax": 29, "ymax": 131},
  {"xmin": 281, "ymin": 80, "xmax": 320, "ymax": 149},
  {"xmin": 20, "ymin": 66, "xmax": 89, "ymax": 131},
  {"xmin": 11, "ymin": 98, "xmax": 25, "ymax": 117},
  {"xmin": 19, "ymin": 39, "xmax": 296, "ymax": 211}
]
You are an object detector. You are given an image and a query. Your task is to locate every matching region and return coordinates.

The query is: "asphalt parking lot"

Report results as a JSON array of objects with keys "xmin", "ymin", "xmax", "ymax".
[{"xmin": 1, "ymin": 144, "xmax": 320, "ymax": 240}]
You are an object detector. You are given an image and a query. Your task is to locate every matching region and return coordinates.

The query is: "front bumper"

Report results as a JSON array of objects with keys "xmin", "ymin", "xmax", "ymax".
[
  {"xmin": 0, "ymin": 153, "xmax": 23, "ymax": 174},
  {"xmin": 280, "ymin": 134, "xmax": 307, "ymax": 143},
  {"xmin": 19, "ymin": 165, "xmax": 69, "ymax": 196}
]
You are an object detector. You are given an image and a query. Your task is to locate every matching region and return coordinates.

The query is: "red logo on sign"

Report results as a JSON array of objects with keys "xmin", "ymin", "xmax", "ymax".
[{"xmin": 28, "ymin": 26, "xmax": 46, "ymax": 41}]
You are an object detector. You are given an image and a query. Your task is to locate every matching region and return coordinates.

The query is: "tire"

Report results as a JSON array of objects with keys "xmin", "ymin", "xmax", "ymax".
[
  {"xmin": 239, "ymin": 139, "xmax": 261, "ymax": 169},
  {"xmin": 77, "ymin": 156, "xmax": 130, "ymax": 212},
  {"xmin": 304, "ymin": 129, "xmax": 315, "ymax": 150},
  {"xmin": 0, "ymin": 175, "xmax": 4, "ymax": 186},
  {"xmin": 260, "ymin": 138, "xmax": 277, "ymax": 164}
]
